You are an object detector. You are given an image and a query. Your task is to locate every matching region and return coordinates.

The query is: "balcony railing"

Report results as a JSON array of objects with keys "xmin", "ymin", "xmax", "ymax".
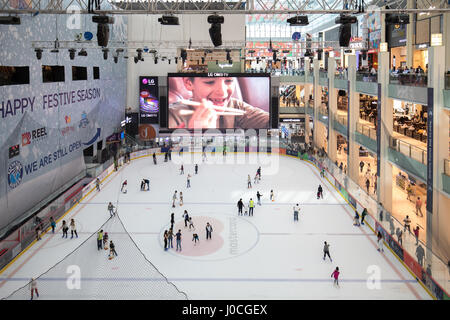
[
  {"xmin": 390, "ymin": 137, "xmax": 427, "ymax": 165},
  {"xmin": 389, "ymin": 72, "xmax": 427, "ymax": 87},
  {"xmin": 336, "ymin": 113, "xmax": 348, "ymax": 126},
  {"xmin": 445, "ymin": 159, "xmax": 450, "ymax": 177},
  {"xmin": 335, "ymin": 71, "xmax": 347, "ymax": 80},
  {"xmin": 319, "ymin": 103, "xmax": 328, "ymax": 116},
  {"xmin": 356, "ymin": 71, "xmax": 378, "ymax": 83},
  {"xmin": 356, "ymin": 122, "xmax": 377, "ymax": 140},
  {"xmin": 319, "ymin": 70, "xmax": 328, "ymax": 79}
]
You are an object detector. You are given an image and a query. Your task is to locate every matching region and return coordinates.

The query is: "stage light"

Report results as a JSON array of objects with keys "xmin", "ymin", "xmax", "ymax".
[
  {"xmin": 136, "ymin": 49, "xmax": 142, "ymax": 60},
  {"xmin": 78, "ymin": 48, "xmax": 87, "ymax": 56},
  {"xmin": 113, "ymin": 55, "xmax": 118, "ymax": 63},
  {"xmin": 207, "ymin": 15, "xmax": 224, "ymax": 47},
  {"xmin": 339, "ymin": 24, "xmax": 352, "ymax": 47},
  {"xmin": 69, "ymin": 49, "xmax": 76, "ymax": 60},
  {"xmin": 158, "ymin": 15, "xmax": 179, "ymax": 25},
  {"xmin": 102, "ymin": 48, "xmax": 109, "ymax": 60},
  {"xmin": 134, "ymin": 56, "xmax": 138, "ymax": 64},
  {"xmin": 287, "ymin": 15, "xmax": 308, "ymax": 26},
  {"xmin": 35, "ymin": 48, "xmax": 43, "ymax": 60}
]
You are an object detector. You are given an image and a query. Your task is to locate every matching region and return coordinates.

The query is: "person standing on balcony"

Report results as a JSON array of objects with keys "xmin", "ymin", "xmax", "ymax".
[
  {"xmin": 403, "ymin": 215, "xmax": 412, "ymax": 233},
  {"xmin": 415, "ymin": 197, "xmax": 423, "ymax": 217},
  {"xmin": 413, "ymin": 226, "xmax": 420, "ymax": 245}
]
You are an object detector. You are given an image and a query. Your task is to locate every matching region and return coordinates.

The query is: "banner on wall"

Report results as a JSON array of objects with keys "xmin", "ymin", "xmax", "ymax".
[{"xmin": 139, "ymin": 76, "xmax": 159, "ymax": 124}]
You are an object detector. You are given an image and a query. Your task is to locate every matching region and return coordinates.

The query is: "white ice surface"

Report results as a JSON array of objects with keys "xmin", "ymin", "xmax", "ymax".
[{"xmin": 0, "ymin": 153, "xmax": 431, "ymax": 300}]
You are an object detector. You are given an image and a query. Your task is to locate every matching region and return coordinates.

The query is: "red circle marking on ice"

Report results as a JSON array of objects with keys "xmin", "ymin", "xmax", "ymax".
[{"xmin": 171, "ymin": 216, "xmax": 224, "ymax": 257}]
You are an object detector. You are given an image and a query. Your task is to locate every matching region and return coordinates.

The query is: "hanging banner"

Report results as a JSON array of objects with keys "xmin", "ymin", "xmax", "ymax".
[{"xmin": 139, "ymin": 76, "xmax": 159, "ymax": 124}]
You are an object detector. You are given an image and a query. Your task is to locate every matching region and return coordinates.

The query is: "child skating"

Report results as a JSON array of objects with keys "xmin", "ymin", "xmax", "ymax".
[
  {"xmin": 121, "ymin": 180, "xmax": 127, "ymax": 193},
  {"xmin": 172, "ymin": 191, "xmax": 178, "ymax": 208},
  {"xmin": 192, "ymin": 233, "xmax": 199, "ymax": 245},
  {"xmin": 188, "ymin": 217, "xmax": 195, "ymax": 230},
  {"xmin": 270, "ymin": 190, "xmax": 274, "ymax": 202},
  {"xmin": 331, "ymin": 267, "xmax": 340, "ymax": 287},
  {"xmin": 247, "ymin": 174, "xmax": 252, "ymax": 189},
  {"xmin": 179, "ymin": 191, "xmax": 184, "ymax": 206}
]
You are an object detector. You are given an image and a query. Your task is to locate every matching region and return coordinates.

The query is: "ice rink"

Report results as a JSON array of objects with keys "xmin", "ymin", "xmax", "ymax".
[{"xmin": 0, "ymin": 152, "xmax": 432, "ymax": 300}]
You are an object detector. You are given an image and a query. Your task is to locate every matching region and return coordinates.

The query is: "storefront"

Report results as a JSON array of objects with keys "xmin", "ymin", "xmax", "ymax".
[
  {"xmin": 279, "ymin": 118, "xmax": 306, "ymax": 143},
  {"xmin": 387, "ymin": 23, "xmax": 407, "ymax": 69},
  {"xmin": 359, "ymin": 94, "xmax": 378, "ymax": 125},
  {"xmin": 393, "ymin": 100, "xmax": 427, "ymax": 143},
  {"xmin": 279, "ymin": 85, "xmax": 305, "ymax": 107},
  {"xmin": 413, "ymin": 44, "xmax": 428, "ymax": 70}
]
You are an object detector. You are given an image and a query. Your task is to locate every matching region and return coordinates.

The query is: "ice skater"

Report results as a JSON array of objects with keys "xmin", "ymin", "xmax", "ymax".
[
  {"xmin": 248, "ymin": 198, "xmax": 255, "ymax": 216},
  {"xmin": 168, "ymin": 228, "xmax": 173, "ymax": 249},
  {"xmin": 176, "ymin": 230, "xmax": 182, "ymax": 251},
  {"xmin": 254, "ymin": 173, "xmax": 259, "ymax": 185},
  {"xmin": 237, "ymin": 199, "xmax": 244, "ymax": 215},
  {"xmin": 179, "ymin": 191, "xmax": 184, "ymax": 206},
  {"xmin": 202, "ymin": 151, "xmax": 207, "ymax": 162},
  {"xmin": 192, "ymin": 233, "xmax": 199, "ymax": 245},
  {"xmin": 108, "ymin": 202, "xmax": 116, "ymax": 217},
  {"xmin": 353, "ymin": 210, "xmax": 360, "ymax": 226},
  {"xmin": 140, "ymin": 179, "xmax": 145, "ymax": 191},
  {"xmin": 205, "ymin": 222, "xmax": 213, "ymax": 240},
  {"xmin": 62, "ymin": 220, "xmax": 69, "ymax": 238},
  {"xmin": 109, "ymin": 240, "xmax": 117, "ymax": 259},
  {"xmin": 195, "ymin": 164, "xmax": 198, "ymax": 174},
  {"xmin": 29, "ymin": 278, "xmax": 39, "ymax": 300},
  {"xmin": 170, "ymin": 213, "xmax": 175, "ymax": 230},
  {"xmin": 172, "ymin": 191, "xmax": 178, "ymax": 208},
  {"xmin": 377, "ymin": 231, "xmax": 384, "ymax": 252},
  {"xmin": 256, "ymin": 191, "xmax": 262, "ymax": 206},
  {"xmin": 331, "ymin": 267, "xmax": 340, "ymax": 287},
  {"xmin": 183, "ymin": 210, "xmax": 189, "ymax": 227},
  {"xmin": 180, "ymin": 164, "xmax": 184, "ymax": 175},
  {"xmin": 50, "ymin": 217, "xmax": 56, "ymax": 233},
  {"xmin": 103, "ymin": 232, "xmax": 109, "ymax": 250},
  {"xmin": 293, "ymin": 203, "xmax": 300, "ymax": 221},
  {"xmin": 257, "ymin": 167, "xmax": 261, "ymax": 180},
  {"xmin": 143, "ymin": 178, "xmax": 150, "ymax": 191},
  {"xmin": 97, "ymin": 230, "xmax": 103, "ymax": 250},
  {"xmin": 360, "ymin": 208, "xmax": 368, "ymax": 225},
  {"xmin": 323, "ymin": 241, "xmax": 332, "ymax": 262},
  {"xmin": 153, "ymin": 152, "xmax": 157, "ymax": 165},
  {"xmin": 163, "ymin": 230, "xmax": 168, "ymax": 251},
  {"xmin": 317, "ymin": 185, "xmax": 323, "ymax": 199},
  {"xmin": 270, "ymin": 190, "xmax": 274, "ymax": 202},
  {"xmin": 188, "ymin": 217, "xmax": 195, "ymax": 230},
  {"xmin": 187, "ymin": 174, "xmax": 191, "ymax": 188},
  {"xmin": 96, "ymin": 178, "xmax": 101, "ymax": 191},
  {"xmin": 247, "ymin": 175, "xmax": 252, "ymax": 189},
  {"xmin": 70, "ymin": 219, "xmax": 78, "ymax": 239},
  {"xmin": 121, "ymin": 180, "xmax": 127, "ymax": 194}
]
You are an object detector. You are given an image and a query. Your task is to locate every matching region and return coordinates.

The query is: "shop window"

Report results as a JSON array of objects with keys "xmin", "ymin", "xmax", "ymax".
[
  {"xmin": 0, "ymin": 66, "xmax": 30, "ymax": 86},
  {"xmin": 93, "ymin": 66, "xmax": 100, "ymax": 79},
  {"xmin": 72, "ymin": 66, "xmax": 87, "ymax": 81},
  {"xmin": 42, "ymin": 65, "xmax": 65, "ymax": 83}
]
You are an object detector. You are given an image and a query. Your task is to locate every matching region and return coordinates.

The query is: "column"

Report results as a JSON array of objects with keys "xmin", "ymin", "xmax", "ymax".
[
  {"xmin": 347, "ymin": 54, "xmax": 360, "ymax": 182},
  {"xmin": 406, "ymin": 0, "xmax": 414, "ymax": 68},
  {"xmin": 304, "ymin": 59, "xmax": 312, "ymax": 146},
  {"xmin": 378, "ymin": 51, "xmax": 394, "ymax": 214},
  {"xmin": 313, "ymin": 59, "xmax": 320, "ymax": 149},
  {"xmin": 427, "ymin": 45, "xmax": 447, "ymax": 262},
  {"xmin": 327, "ymin": 57, "xmax": 337, "ymax": 162}
]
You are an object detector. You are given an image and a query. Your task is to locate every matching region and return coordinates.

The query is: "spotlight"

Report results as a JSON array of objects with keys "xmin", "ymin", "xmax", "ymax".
[
  {"xmin": 78, "ymin": 48, "xmax": 87, "ymax": 56},
  {"xmin": 338, "ymin": 24, "xmax": 352, "ymax": 47},
  {"xmin": 226, "ymin": 49, "xmax": 231, "ymax": 61},
  {"xmin": 154, "ymin": 57, "xmax": 158, "ymax": 64},
  {"xmin": 287, "ymin": 15, "xmax": 309, "ymax": 26},
  {"xmin": 69, "ymin": 48, "xmax": 76, "ymax": 60},
  {"xmin": 385, "ymin": 14, "xmax": 409, "ymax": 25},
  {"xmin": 0, "ymin": 16, "xmax": 21, "ymax": 25},
  {"xmin": 102, "ymin": 48, "xmax": 109, "ymax": 60},
  {"xmin": 158, "ymin": 15, "xmax": 179, "ymax": 25},
  {"xmin": 174, "ymin": 57, "xmax": 178, "ymax": 64},
  {"xmin": 207, "ymin": 15, "xmax": 224, "ymax": 47},
  {"xmin": 96, "ymin": 23, "xmax": 110, "ymax": 47},
  {"xmin": 335, "ymin": 14, "xmax": 357, "ymax": 24},
  {"xmin": 35, "ymin": 48, "xmax": 43, "ymax": 60},
  {"xmin": 134, "ymin": 56, "xmax": 138, "ymax": 64},
  {"xmin": 168, "ymin": 59, "xmax": 171, "ymax": 64},
  {"xmin": 113, "ymin": 55, "xmax": 118, "ymax": 63},
  {"xmin": 116, "ymin": 48, "xmax": 124, "ymax": 54}
]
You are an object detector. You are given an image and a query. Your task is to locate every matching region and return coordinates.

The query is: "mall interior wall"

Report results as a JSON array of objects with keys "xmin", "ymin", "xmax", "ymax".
[{"xmin": 0, "ymin": 13, "xmax": 128, "ymax": 235}]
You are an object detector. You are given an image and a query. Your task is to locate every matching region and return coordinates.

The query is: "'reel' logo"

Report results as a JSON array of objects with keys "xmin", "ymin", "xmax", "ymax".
[{"xmin": 22, "ymin": 132, "xmax": 31, "ymax": 146}]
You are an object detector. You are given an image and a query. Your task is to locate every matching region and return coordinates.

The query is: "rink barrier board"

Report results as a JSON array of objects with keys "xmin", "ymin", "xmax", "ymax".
[
  {"xmin": 0, "ymin": 147, "xmax": 444, "ymax": 299},
  {"xmin": 298, "ymin": 153, "xmax": 441, "ymax": 300},
  {"xmin": 0, "ymin": 159, "xmax": 121, "ymax": 277}
]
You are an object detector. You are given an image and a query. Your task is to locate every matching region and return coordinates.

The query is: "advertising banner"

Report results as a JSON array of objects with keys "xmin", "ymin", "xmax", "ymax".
[{"xmin": 139, "ymin": 76, "xmax": 159, "ymax": 124}]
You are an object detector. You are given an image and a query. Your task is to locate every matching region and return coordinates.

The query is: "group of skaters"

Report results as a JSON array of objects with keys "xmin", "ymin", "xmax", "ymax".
[
  {"xmin": 163, "ymin": 210, "xmax": 214, "ymax": 251},
  {"xmin": 247, "ymin": 167, "xmax": 262, "ymax": 188},
  {"xmin": 321, "ymin": 241, "xmax": 341, "ymax": 288},
  {"xmin": 97, "ymin": 229, "xmax": 117, "ymax": 260}
]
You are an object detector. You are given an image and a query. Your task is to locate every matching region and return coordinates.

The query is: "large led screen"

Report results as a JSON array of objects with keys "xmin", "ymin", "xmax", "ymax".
[
  {"xmin": 167, "ymin": 73, "xmax": 270, "ymax": 129},
  {"xmin": 139, "ymin": 76, "xmax": 159, "ymax": 124}
]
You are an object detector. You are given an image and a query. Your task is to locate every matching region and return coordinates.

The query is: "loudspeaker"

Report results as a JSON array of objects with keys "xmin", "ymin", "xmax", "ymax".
[
  {"xmin": 209, "ymin": 23, "xmax": 222, "ymax": 47},
  {"xmin": 97, "ymin": 23, "xmax": 110, "ymax": 47},
  {"xmin": 159, "ymin": 96, "xmax": 168, "ymax": 128},
  {"xmin": 339, "ymin": 24, "xmax": 351, "ymax": 47},
  {"xmin": 271, "ymin": 97, "xmax": 279, "ymax": 129}
]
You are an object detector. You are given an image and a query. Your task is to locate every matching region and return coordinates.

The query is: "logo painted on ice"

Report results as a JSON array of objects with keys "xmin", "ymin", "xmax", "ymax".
[
  {"xmin": 8, "ymin": 160, "xmax": 23, "ymax": 189},
  {"xmin": 79, "ymin": 112, "xmax": 89, "ymax": 128}
]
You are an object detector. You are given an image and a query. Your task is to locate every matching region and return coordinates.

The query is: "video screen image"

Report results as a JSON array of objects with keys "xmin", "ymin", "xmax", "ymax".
[{"xmin": 168, "ymin": 74, "xmax": 270, "ymax": 129}]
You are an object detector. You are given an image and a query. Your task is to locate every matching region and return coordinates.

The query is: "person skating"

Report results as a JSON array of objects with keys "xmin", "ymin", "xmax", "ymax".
[
  {"xmin": 29, "ymin": 278, "xmax": 39, "ymax": 300},
  {"xmin": 62, "ymin": 220, "xmax": 68, "ymax": 238},
  {"xmin": 254, "ymin": 173, "xmax": 259, "ymax": 185},
  {"xmin": 202, "ymin": 151, "xmax": 207, "ymax": 162},
  {"xmin": 109, "ymin": 240, "xmax": 117, "ymax": 258},
  {"xmin": 176, "ymin": 229, "xmax": 182, "ymax": 251},
  {"xmin": 396, "ymin": 227, "xmax": 403, "ymax": 246},
  {"xmin": 270, "ymin": 190, "xmax": 274, "ymax": 202},
  {"xmin": 257, "ymin": 167, "xmax": 261, "ymax": 180},
  {"xmin": 256, "ymin": 191, "xmax": 262, "ymax": 206},
  {"xmin": 172, "ymin": 191, "xmax": 178, "ymax": 208},
  {"xmin": 377, "ymin": 231, "xmax": 384, "ymax": 252},
  {"xmin": 248, "ymin": 198, "xmax": 255, "ymax": 216},
  {"xmin": 96, "ymin": 178, "xmax": 101, "ymax": 191},
  {"xmin": 183, "ymin": 210, "xmax": 189, "ymax": 227},
  {"xmin": 186, "ymin": 174, "xmax": 191, "ymax": 188},
  {"xmin": 103, "ymin": 232, "xmax": 109, "ymax": 250},
  {"xmin": 195, "ymin": 164, "xmax": 198, "ymax": 174},
  {"xmin": 50, "ymin": 217, "xmax": 56, "ymax": 234},
  {"xmin": 317, "ymin": 185, "xmax": 323, "ymax": 199},
  {"xmin": 205, "ymin": 222, "xmax": 213, "ymax": 240},
  {"xmin": 144, "ymin": 179, "xmax": 150, "ymax": 191},
  {"xmin": 416, "ymin": 244, "xmax": 425, "ymax": 266},
  {"xmin": 247, "ymin": 174, "xmax": 252, "ymax": 189},
  {"xmin": 192, "ymin": 233, "xmax": 200, "ymax": 245},
  {"xmin": 168, "ymin": 228, "xmax": 174, "ymax": 249},
  {"xmin": 180, "ymin": 164, "xmax": 184, "ymax": 175},
  {"xmin": 170, "ymin": 213, "xmax": 175, "ymax": 230},
  {"xmin": 97, "ymin": 229, "xmax": 103, "ymax": 250},
  {"xmin": 353, "ymin": 210, "xmax": 360, "ymax": 226},
  {"xmin": 108, "ymin": 202, "xmax": 115, "ymax": 217},
  {"xmin": 179, "ymin": 191, "xmax": 184, "ymax": 206},
  {"xmin": 188, "ymin": 217, "xmax": 195, "ymax": 230},
  {"xmin": 331, "ymin": 267, "xmax": 340, "ymax": 287},
  {"xmin": 360, "ymin": 208, "xmax": 368, "ymax": 225},
  {"xmin": 237, "ymin": 199, "xmax": 244, "ymax": 216},
  {"xmin": 293, "ymin": 203, "xmax": 300, "ymax": 221},
  {"xmin": 121, "ymin": 180, "xmax": 127, "ymax": 194},
  {"xmin": 153, "ymin": 152, "xmax": 157, "ymax": 165},
  {"xmin": 140, "ymin": 179, "xmax": 146, "ymax": 191},
  {"xmin": 70, "ymin": 219, "xmax": 78, "ymax": 239},
  {"xmin": 323, "ymin": 241, "xmax": 332, "ymax": 262},
  {"xmin": 163, "ymin": 230, "xmax": 169, "ymax": 251}
]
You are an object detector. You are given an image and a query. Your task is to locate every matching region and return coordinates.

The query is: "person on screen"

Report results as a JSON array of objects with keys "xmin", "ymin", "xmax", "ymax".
[{"xmin": 169, "ymin": 77, "xmax": 269, "ymax": 129}]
